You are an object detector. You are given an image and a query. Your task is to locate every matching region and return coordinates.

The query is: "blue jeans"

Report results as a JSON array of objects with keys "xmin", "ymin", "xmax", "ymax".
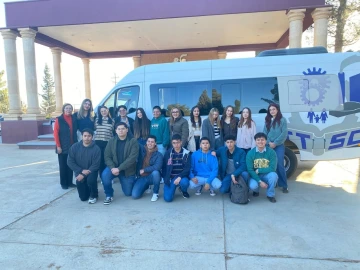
[
  {"xmin": 157, "ymin": 144, "xmax": 166, "ymax": 156},
  {"xmin": 189, "ymin": 176, "xmax": 222, "ymax": 191},
  {"xmin": 132, "ymin": 171, "xmax": 161, "ymax": 199},
  {"xmin": 219, "ymin": 171, "xmax": 249, "ymax": 194},
  {"xmin": 163, "ymin": 177, "xmax": 190, "ymax": 202},
  {"xmin": 274, "ymin": 144, "xmax": 288, "ymax": 188},
  {"xmin": 101, "ymin": 167, "xmax": 136, "ymax": 197},
  {"xmin": 248, "ymin": 172, "xmax": 278, "ymax": 197}
]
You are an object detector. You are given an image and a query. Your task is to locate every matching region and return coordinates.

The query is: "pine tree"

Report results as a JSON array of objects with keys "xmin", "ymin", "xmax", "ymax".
[
  {"xmin": 40, "ymin": 64, "xmax": 56, "ymax": 118},
  {"xmin": 196, "ymin": 90, "xmax": 212, "ymax": 115},
  {"xmin": 0, "ymin": 70, "xmax": 10, "ymax": 114}
]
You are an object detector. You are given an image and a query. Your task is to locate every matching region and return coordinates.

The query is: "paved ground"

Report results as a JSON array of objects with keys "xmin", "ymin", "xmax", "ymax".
[{"xmin": 0, "ymin": 144, "xmax": 359, "ymax": 270}]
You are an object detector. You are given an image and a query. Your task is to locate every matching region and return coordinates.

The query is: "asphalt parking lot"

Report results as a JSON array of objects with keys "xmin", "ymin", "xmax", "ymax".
[{"xmin": 0, "ymin": 144, "xmax": 359, "ymax": 270}]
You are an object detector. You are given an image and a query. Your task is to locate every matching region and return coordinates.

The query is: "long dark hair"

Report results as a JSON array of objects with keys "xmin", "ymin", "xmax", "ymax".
[
  {"xmin": 96, "ymin": 106, "xmax": 113, "ymax": 125},
  {"xmin": 220, "ymin": 105, "xmax": 237, "ymax": 129},
  {"xmin": 134, "ymin": 108, "xmax": 150, "ymax": 139},
  {"xmin": 238, "ymin": 107, "xmax": 253, "ymax": 129},
  {"xmin": 190, "ymin": 106, "xmax": 202, "ymax": 128},
  {"xmin": 265, "ymin": 103, "xmax": 283, "ymax": 131}
]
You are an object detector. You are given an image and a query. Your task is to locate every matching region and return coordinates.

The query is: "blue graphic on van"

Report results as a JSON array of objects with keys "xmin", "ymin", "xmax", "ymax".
[
  {"xmin": 302, "ymin": 67, "xmax": 326, "ymax": 75},
  {"xmin": 301, "ymin": 68, "xmax": 330, "ymax": 106},
  {"xmin": 307, "ymin": 108, "xmax": 316, "ymax": 123}
]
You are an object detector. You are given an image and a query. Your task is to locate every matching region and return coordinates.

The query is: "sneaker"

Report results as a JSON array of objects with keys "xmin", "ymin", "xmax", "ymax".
[
  {"xmin": 160, "ymin": 178, "xmax": 164, "ymax": 184},
  {"xmin": 103, "ymin": 197, "xmax": 113, "ymax": 205},
  {"xmin": 88, "ymin": 197, "xmax": 97, "ymax": 204},
  {"xmin": 151, "ymin": 194, "xmax": 159, "ymax": 202},
  {"xmin": 145, "ymin": 186, "xmax": 152, "ymax": 194},
  {"xmin": 210, "ymin": 190, "xmax": 216, "ymax": 196},
  {"xmin": 69, "ymin": 183, "xmax": 76, "ymax": 188},
  {"xmin": 253, "ymin": 192, "xmax": 259, "ymax": 197},
  {"xmin": 267, "ymin": 196, "xmax": 276, "ymax": 203},
  {"xmin": 195, "ymin": 186, "xmax": 202, "ymax": 195},
  {"xmin": 282, "ymin": 187, "xmax": 289, "ymax": 193},
  {"xmin": 181, "ymin": 191, "xmax": 190, "ymax": 199}
]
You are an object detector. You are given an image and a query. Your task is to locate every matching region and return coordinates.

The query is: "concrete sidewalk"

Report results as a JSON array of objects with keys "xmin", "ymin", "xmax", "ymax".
[{"xmin": 0, "ymin": 144, "xmax": 359, "ymax": 270}]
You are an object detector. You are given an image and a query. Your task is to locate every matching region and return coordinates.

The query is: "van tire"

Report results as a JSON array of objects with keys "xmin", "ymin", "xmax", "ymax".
[{"xmin": 284, "ymin": 147, "xmax": 297, "ymax": 178}]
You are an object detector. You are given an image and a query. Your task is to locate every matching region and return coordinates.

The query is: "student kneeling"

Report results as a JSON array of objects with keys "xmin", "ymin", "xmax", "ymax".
[
  {"xmin": 163, "ymin": 134, "xmax": 191, "ymax": 202},
  {"xmin": 246, "ymin": 132, "xmax": 278, "ymax": 203},
  {"xmin": 132, "ymin": 135, "xmax": 163, "ymax": 201},
  {"xmin": 67, "ymin": 129, "xmax": 101, "ymax": 203},
  {"xmin": 189, "ymin": 137, "xmax": 221, "ymax": 196}
]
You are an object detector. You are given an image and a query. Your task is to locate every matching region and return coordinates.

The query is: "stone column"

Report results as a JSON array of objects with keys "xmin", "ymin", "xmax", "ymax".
[
  {"xmin": 1, "ymin": 30, "xmax": 22, "ymax": 120},
  {"xmin": 82, "ymin": 58, "xmax": 91, "ymax": 100},
  {"xmin": 133, "ymin": 56, "xmax": 141, "ymax": 68},
  {"xmin": 51, "ymin": 47, "xmax": 63, "ymax": 115},
  {"xmin": 287, "ymin": 9, "xmax": 306, "ymax": 48},
  {"xmin": 19, "ymin": 28, "xmax": 43, "ymax": 119},
  {"xmin": 312, "ymin": 7, "xmax": 332, "ymax": 48},
  {"xmin": 217, "ymin": 51, "xmax": 227, "ymax": 59}
]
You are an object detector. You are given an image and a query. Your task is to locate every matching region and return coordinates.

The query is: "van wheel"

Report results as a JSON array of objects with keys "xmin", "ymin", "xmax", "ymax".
[{"xmin": 284, "ymin": 147, "xmax": 297, "ymax": 178}]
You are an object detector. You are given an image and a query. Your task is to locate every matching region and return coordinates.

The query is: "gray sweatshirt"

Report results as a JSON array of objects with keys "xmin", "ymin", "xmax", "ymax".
[{"xmin": 67, "ymin": 141, "xmax": 101, "ymax": 176}]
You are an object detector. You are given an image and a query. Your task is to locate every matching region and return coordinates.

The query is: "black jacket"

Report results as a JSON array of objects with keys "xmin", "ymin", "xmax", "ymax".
[
  {"xmin": 67, "ymin": 141, "xmax": 101, "ymax": 177},
  {"xmin": 56, "ymin": 114, "xmax": 77, "ymax": 154},
  {"xmin": 162, "ymin": 148, "xmax": 191, "ymax": 185}
]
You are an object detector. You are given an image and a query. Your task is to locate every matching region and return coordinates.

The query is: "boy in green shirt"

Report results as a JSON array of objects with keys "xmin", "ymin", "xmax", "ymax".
[{"xmin": 246, "ymin": 132, "xmax": 278, "ymax": 203}]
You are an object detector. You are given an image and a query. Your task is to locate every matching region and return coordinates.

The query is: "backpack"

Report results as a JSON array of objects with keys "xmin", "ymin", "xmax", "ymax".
[{"xmin": 230, "ymin": 175, "xmax": 249, "ymax": 204}]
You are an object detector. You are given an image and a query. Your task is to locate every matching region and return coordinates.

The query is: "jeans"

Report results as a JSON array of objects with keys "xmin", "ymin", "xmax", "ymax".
[
  {"xmin": 157, "ymin": 144, "xmax": 166, "ymax": 156},
  {"xmin": 101, "ymin": 167, "xmax": 136, "ymax": 197},
  {"xmin": 132, "ymin": 171, "xmax": 161, "ymax": 199},
  {"xmin": 163, "ymin": 177, "xmax": 190, "ymax": 202},
  {"xmin": 189, "ymin": 176, "xmax": 222, "ymax": 191},
  {"xmin": 248, "ymin": 172, "xmax": 278, "ymax": 197},
  {"xmin": 95, "ymin": 140, "xmax": 108, "ymax": 176},
  {"xmin": 219, "ymin": 171, "xmax": 249, "ymax": 194},
  {"xmin": 76, "ymin": 172, "xmax": 98, "ymax": 201},
  {"xmin": 274, "ymin": 144, "xmax": 288, "ymax": 188}
]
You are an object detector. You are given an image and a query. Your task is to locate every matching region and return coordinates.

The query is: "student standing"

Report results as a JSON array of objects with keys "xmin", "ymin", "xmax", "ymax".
[
  {"xmin": 202, "ymin": 108, "xmax": 223, "ymax": 150},
  {"xmin": 150, "ymin": 106, "xmax": 170, "ymax": 155},
  {"xmin": 53, "ymin": 103, "xmax": 77, "ymax": 189},
  {"xmin": 263, "ymin": 103, "xmax": 289, "ymax": 193},
  {"xmin": 187, "ymin": 106, "xmax": 202, "ymax": 152},
  {"xmin": 169, "ymin": 106, "xmax": 189, "ymax": 148},
  {"xmin": 236, "ymin": 107, "xmax": 256, "ymax": 154},
  {"xmin": 221, "ymin": 105, "xmax": 238, "ymax": 139},
  {"xmin": 73, "ymin": 99, "xmax": 95, "ymax": 141},
  {"xmin": 114, "ymin": 105, "xmax": 134, "ymax": 135},
  {"xmin": 133, "ymin": 108, "xmax": 151, "ymax": 146}
]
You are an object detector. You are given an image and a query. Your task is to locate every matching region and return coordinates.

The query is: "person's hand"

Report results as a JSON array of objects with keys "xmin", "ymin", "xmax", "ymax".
[
  {"xmin": 204, "ymin": 183, "xmax": 210, "ymax": 191},
  {"xmin": 259, "ymin": 181, "xmax": 268, "ymax": 189},
  {"xmin": 231, "ymin": 175, "xmax": 238, "ymax": 184},
  {"xmin": 76, "ymin": 174, "xmax": 84, "ymax": 181},
  {"xmin": 82, "ymin": 170, "xmax": 91, "ymax": 175},
  {"xmin": 211, "ymin": 151, "xmax": 216, "ymax": 157},
  {"xmin": 269, "ymin": 142, "xmax": 276, "ymax": 149},
  {"xmin": 140, "ymin": 169, "xmax": 145, "ymax": 176},
  {"xmin": 191, "ymin": 177, "xmax": 198, "ymax": 184},
  {"xmin": 255, "ymin": 169, "xmax": 259, "ymax": 174},
  {"xmin": 111, "ymin": 168, "xmax": 120, "ymax": 176},
  {"xmin": 174, "ymin": 177, "xmax": 181, "ymax": 185},
  {"xmin": 57, "ymin": 147, "xmax": 62, "ymax": 154}
]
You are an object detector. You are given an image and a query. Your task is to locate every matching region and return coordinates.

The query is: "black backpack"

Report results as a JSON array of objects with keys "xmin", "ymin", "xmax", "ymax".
[{"xmin": 230, "ymin": 175, "xmax": 249, "ymax": 204}]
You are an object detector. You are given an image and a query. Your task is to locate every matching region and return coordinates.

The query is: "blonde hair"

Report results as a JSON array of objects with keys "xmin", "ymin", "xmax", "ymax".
[
  {"xmin": 169, "ymin": 106, "xmax": 181, "ymax": 125},
  {"xmin": 208, "ymin": 108, "xmax": 221, "ymax": 128},
  {"xmin": 78, "ymin": 98, "xmax": 94, "ymax": 120}
]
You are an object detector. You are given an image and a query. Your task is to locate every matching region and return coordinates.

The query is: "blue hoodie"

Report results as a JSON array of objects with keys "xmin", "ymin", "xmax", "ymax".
[{"xmin": 189, "ymin": 149, "xmax": 218, "ymax": 184}]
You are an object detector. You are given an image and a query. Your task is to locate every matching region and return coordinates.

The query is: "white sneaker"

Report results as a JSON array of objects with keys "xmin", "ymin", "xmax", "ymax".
[
  {"xmin": 160, "ymin": 178, "xmax": 164, "ymax": 184},
  {"xmin": 145, "ymin": 186, "xmax": 152, "ymax": 194},
  {"xmin": 210, "ymin": 190, "xmax": 216, "ymax": 196},
  {"xmin": 88, "ymin": 197, "xmax": 97, "ymax": 204},
  {"xmin": 151, "ymin": 193, "xmax": 159, "ymax": 202}
]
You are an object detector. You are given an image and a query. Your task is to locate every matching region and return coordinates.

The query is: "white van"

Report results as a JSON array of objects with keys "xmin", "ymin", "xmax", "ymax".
[{"xmin": 97, "ymin": 47, "xmax": 360, "ymax": 177}]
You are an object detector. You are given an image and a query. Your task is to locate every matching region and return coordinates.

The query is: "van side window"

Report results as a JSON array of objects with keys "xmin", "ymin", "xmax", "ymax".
[
  {"xmin": 104, "ymin": 93, "xmax": 116, "ymax": 118},
  {"xmin": 150, "ymin": 82, "xmax": 211, "ymax": 116},
  {"xmin": 116, "ymin": 86, "xmax": 140, "ymax": 113}
]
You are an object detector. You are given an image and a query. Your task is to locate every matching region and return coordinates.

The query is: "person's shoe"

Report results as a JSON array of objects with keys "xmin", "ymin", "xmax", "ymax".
[
  {"xmin": 61, "ymin": 185, "xmax": 68, "ymax": 190},
  {"xmin": 182, "ymin": 191, "xmax": 190, "ymax": 199},
  {"xmin": 69, "ymin": 183, "xmax": 76, "ymax": 188},
  {"xmin": 88, "ymin": 197, "xmax": 97, "ymax": 204},
  {"xmin": 253, "ymin": 192, "xmax": 259, "ymax": 197},
  {"xmin": 282, "ymin": 187, "xmax": 289, "ymax": 193},
  {"xmin": 160, "ymin": 178, "xmax": 164, "ymax": 184},
  {"xmin": 103, "ymin": 197, "xmax": 113, "ymax": 205},
  {"xmin": 195, "ymin": 187, "xmax": 202, "ymax": 195},
  {"xmin": 267, "ymin": 196, "xmax": 276, "ymax": 203},
  {"xmin": 210, "ymin": 190, "xmax": 216, "ymax": 196},
  {"xmin": 151, "ymin": 193, "xmax": 159, "ymax": 202},
  {"xmin": 145, "ymin": 186, "xmax": 152, "ymax": 194}
]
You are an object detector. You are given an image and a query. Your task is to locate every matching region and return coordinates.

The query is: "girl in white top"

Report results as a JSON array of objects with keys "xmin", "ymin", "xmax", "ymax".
[
  {"xmin": 236, "ymin": 107, "xmax": 256, "ymax": 153},
  {"xmin": 187, "ymin": 106, "xmax": 202, "ymax": 152}
]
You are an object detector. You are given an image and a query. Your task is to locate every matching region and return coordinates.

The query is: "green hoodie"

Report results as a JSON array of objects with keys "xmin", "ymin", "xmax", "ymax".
[
  {"xmin": 150, "ymin": 116, "xmax": 170, "ymax": 147},
  {"xmin": 246, "ymin": 146, "xmax": 277, "ymax": 182}
]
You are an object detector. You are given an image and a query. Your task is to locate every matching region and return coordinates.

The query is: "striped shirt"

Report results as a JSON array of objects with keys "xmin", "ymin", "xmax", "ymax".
[
  {"xmin": 213, "ymin": 122, "xmax": 220, "ymax": 138},
  {"xmin": 170, "ymin": 149, "xmax": 184, "ymax": 178},
  {"xmin": 95, "ymin": 119, "xmax": 114, "ymax": 141}
]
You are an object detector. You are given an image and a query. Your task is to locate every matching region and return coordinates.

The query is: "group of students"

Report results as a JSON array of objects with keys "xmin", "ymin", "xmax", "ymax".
[{"xmin": 54, "ymin": 98, "xmax": 289, "ymax": 204}]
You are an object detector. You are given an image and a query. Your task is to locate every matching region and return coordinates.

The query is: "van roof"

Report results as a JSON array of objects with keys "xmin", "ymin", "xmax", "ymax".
[{"xmin": 257, "ymin": 46, "xmax": 328, "ymax": 57}]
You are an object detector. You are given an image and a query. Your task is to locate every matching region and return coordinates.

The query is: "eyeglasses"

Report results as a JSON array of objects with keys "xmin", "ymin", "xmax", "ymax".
[{"xmin": 172, "ymin": 111, "xmax": 179, "ymax": 114}]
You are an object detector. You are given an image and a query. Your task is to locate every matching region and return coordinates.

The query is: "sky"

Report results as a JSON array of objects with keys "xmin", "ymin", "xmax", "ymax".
[{"xmin": 0, "ymin": 0, "xmax": 358, "ymax": 108}]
